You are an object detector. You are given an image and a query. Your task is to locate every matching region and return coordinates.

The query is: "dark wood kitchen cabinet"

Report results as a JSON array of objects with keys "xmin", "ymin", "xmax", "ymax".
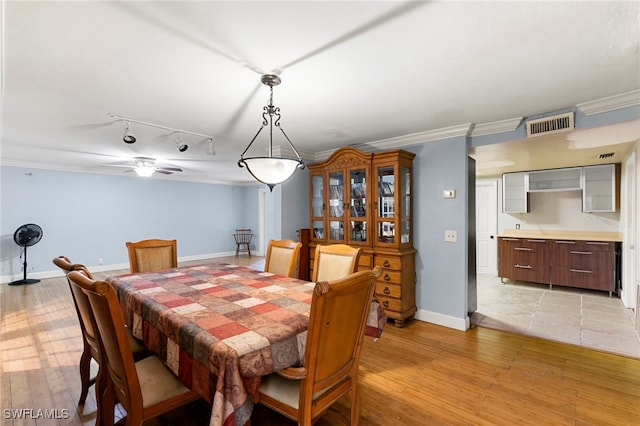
[
  {"xmin": 498, "ymin": 237, "xmax": 550, "ymax": 284},
  {"xmin": 550, "ymin": 240, "xmax": 616, "ymax": 295},
  {"xmin": 498, "ymin": 233, "xmax": 619, "ymax": 296}
]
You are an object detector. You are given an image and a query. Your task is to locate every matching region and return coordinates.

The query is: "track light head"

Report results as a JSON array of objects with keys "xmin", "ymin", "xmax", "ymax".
[
  {"xmin": 174, "ymin": 133, "xmax": 188, "ymax": 152},
  {"xmin": 123, "ymin": 121, "xmax": 136, "ymax": 144}
]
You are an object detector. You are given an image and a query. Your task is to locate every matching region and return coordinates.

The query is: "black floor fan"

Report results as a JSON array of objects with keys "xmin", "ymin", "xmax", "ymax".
[{"xmin": 9, "ymin": 223, "xmax": 43, "ymax": 286}]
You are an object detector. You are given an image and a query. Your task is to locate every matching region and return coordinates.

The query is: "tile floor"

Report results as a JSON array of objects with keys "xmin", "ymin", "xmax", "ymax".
[{"xmin": 471, "ymin": 274, "xmax": 640, "ymax": 358}]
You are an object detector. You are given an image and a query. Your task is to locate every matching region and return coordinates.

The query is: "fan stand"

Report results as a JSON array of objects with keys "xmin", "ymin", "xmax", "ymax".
[{"xmin": 9, "ymin": 244, "xmax": 40, "ymax": 286}]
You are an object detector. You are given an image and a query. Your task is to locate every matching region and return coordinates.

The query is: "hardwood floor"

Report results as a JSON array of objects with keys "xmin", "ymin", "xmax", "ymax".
[{"xmin": 2, "ymin": 256, "xmax": 639, "ymax": 425}]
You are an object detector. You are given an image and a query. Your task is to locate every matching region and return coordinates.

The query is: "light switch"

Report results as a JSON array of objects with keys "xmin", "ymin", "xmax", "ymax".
[{"xmin": 443, "ymin": 190, "xmax": 456, "ymax": 199}]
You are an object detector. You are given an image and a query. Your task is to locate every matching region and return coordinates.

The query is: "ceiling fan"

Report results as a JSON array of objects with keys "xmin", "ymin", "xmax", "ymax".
[{"xmin": 110, "ymin": 156, "xmax": 183, "ymax": 177}]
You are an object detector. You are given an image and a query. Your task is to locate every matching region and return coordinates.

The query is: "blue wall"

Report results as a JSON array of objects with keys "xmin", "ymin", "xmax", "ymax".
[{"xmin": 0, "ymin": 167, "xmax": 258, "ymax": 280}]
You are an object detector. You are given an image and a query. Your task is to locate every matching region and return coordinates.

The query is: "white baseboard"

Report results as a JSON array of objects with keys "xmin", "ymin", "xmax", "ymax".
[
  {"xmin": 0, "ymin": 252, "xmax": 238, "ymax": 284},
  {"xmin": 414, "ymin": 308, "xmax": 471, "ymax": 331}
]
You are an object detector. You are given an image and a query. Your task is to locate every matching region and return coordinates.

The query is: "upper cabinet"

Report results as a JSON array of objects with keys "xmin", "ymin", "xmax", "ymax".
[
  {"xmin": 582, "ymin": 164, "xmax": 620, "ymax": 213},
  {"xmin": 528, "ymin": 167, "xmax": 581, "ymax": 192},
  {"xmin": 372, "ymin": 150, "xmax": 415, "ymax": 250},
  {"xmin": 502, "ymin": 164, "xmax": 620, "ymax": 213},
  {"xmin": 308, "ymin": 148, "xmax": 372, "ymax": 246},
  {"xmin": 503, "ymin": 172, "xmax": 529, "ymax": 213}
]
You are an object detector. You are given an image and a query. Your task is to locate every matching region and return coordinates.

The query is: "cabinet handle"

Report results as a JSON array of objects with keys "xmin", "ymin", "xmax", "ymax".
[
  {"xmin": 570, "ymin": 269, "xmax": 592, "ymax": 274},
  {"xmin": 383, "ymin": 300, "xmax": 389, "ymax": 308},
  {"xmin": 515, "ymin": 247, "xmax": 532, "ymax": 251},
  {"xmin": 556, "ymin": 241, "xmax": 576, "ymax": 244},
  {"xmin": 502, "ymin": 238, "xmax": 519, "ymax": 241},
  {"xmin": 586, "ymin": 242, "xmax": 609, "ymax": 245},
  {"xmin": 383, "ymin": 260, "xmax": 390, "ymax": 267},
  {"xmin": 527, "ymin": 239, "xmax": 546, "ymax": 243},
  {"xmin": 515, "ymin": 264, "xmax": 532, "ymax": 269},
  {"xmin": 570, "ymin": 251, "xmax": 592, "ymax": 255},
  {"xmin": 383, "ymin": 287, "xmax": 390, "ymax": 294},
  {"xmin": 384, "ymin": 274, "xmax": 391, "ymax": 281}
]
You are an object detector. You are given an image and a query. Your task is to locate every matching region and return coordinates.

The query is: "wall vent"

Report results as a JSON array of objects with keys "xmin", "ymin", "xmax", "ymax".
[
  {"xmin": 526, "ymin": 112, "xmax": 574, "ymax": 138},
  {"xmin": 597, "ymin": 152, "xmax": 615, "ymax": 159}
]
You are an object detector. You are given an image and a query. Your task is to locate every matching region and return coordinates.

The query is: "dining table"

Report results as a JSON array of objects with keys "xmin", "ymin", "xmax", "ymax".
[{"xmin": 106, "ymin": 262, "xmax": 386, "ymax": 426}]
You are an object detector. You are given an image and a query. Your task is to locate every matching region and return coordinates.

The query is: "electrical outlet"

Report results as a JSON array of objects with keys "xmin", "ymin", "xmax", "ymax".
[{"xmin": 444, "ymin": 230, "xmax": 457, "ymax": 242}]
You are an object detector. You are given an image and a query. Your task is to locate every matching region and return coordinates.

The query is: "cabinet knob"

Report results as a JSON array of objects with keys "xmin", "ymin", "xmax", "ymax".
[
  {"xmin": 383, "ymin": 300, "xmax": 389, "ymax": 308},
  {"xmin": 383, "ymin": 287, "xmax": 390, "ymax": 294},
  {"xmin": 384, "ymin": 274, "xmax": 391, "ymax": 281},
  {"xmin": 383, "ymin": 260, "xmax": 390, "ymax": 268}
]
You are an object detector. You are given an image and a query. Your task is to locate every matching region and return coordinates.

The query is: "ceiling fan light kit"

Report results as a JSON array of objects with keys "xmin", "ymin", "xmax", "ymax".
[{"xmin": 238, "ymin": 74, "xmax": 305, "ymax": 191}]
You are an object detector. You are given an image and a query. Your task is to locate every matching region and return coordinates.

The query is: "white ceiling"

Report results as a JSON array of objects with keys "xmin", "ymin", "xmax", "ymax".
[{"xmin": 2, "ymin": 1, "xmax": 639, "ymax": 184}]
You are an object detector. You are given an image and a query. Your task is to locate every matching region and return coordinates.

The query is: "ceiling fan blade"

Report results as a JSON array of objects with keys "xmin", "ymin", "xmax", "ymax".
[
  {"xmin": 155, "ymin": 169, "xmax": 174, "ymax": 175},
  {"xmin": 157, "ymin": 166, "xmax": 183, "ymax": 173}
]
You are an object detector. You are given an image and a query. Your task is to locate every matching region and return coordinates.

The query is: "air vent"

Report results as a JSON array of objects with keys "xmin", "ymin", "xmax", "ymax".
[
  {"xmin": 597, "ymin": 152, "xmax": 615, "ymax": 159},
  {"xmin": 526, "ymin": 112, "xmax": 574, "ymax": 138}
]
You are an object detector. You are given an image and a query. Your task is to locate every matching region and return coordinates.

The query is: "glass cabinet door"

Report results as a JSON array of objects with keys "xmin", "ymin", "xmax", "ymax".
[
  {"xmin": 310, "ymin": 173, "xmax": 325, "ymax": 240},
  {"xmin": 399, "ymin": 166, "xmax": 411, "ymax": 244},
  {"xmin": 349, "ymin": 169, "xmax": 367, "ymax": 244},
  {"xmin": 377, "ymin": 166, "xmax": 395, "ymax": 244},
  {"xmin": 328, "ymin": 171, "xmax": 345, "ymax": 241}
]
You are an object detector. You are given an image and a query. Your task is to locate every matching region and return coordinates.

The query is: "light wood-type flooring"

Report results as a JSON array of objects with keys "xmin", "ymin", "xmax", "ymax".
[{"xmin": 2, "ymin": 256, "xmax": 639, "ymax": 425}]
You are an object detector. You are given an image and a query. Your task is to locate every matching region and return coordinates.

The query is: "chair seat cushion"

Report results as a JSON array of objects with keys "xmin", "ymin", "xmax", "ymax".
[
  {"xmin": 259, "ymin": 373, "xmax": 301, "ymax": 409},
  {"xmin": 135, "ymin": 356, "xmax": 194, "ymax": 409}
]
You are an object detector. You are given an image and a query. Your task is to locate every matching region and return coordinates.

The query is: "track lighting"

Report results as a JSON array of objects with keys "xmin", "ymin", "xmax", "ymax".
[
  {"xmin": 207, "ymin": 138, "xmax": 216, "ymax": 156},
  {"xmin": 109, "ymin": 113, "xmax": 214, "ymax": 152},
  {"xmin": 123, "ymin": 121, "xmax": 136, "ymax": 143},
  {"xmin": 174, "ymin": 133, "xmax": 188, "ymax": 152}
]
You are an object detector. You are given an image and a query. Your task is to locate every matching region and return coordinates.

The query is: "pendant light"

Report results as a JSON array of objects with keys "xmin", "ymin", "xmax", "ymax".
[{"xmin": 238, "ymin": 74, "xmax": 304, "ymax": 191}]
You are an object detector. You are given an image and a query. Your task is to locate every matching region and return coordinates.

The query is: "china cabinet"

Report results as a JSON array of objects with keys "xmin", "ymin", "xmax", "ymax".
[{"xmin": 308, "ymin": 147, "xmax": 416, "ymax": 326}]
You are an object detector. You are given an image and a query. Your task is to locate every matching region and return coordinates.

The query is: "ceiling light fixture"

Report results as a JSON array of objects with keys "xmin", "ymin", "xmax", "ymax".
[
  {"xmin": 109, "ymin": 113, "xmax": 214, "ymax": 151},
  {"xmin": 174, "ymin": 133, "xmax": 188, "ymax": 152},
  {"xmin": 238, "ymin": 74, "xmax": 304, "ymax": 191},
  {"xmin": 134, "ymin": 159, "xmax": 155, "ymax": 177},
  {"xmin": 123, "ymin": 121, "xmax": 136, "ymax": 143}
]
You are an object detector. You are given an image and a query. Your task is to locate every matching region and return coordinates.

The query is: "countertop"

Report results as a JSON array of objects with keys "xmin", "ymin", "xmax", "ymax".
[{"xmin": 499, "ymin": 229, "xmax": 622, "ymax": 242}]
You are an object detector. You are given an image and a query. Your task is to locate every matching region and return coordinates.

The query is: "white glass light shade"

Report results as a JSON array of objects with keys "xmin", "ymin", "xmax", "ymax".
[
  {"xmin": 135, "ymin": 165, "xmax": 155, "ymax": 177},
  {"xmin": 241, "ymin": 157, "xmax": 303, "ymax": 186}
]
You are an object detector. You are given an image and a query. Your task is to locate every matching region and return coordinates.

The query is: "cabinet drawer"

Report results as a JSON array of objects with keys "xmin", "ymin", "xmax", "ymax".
[
  {"xmin": 553, "ymin": 240, "xmax": 613, "ymax": 252},
  {"xmin": 376, "ymin": 295, "xmax": 403, "ymax": 312},
  {"xmin": 551, "ymin": 268, "xmax": 614, "ymax": 291},
  {"xmin": 377, "ymin": 270, "xmax": 402, "ymax": 285},
  {"xmin": 373, "ymin": 256, "xmax": 402, "ymax": 270},
  {"xmin": 375, "ymin": 282, "xmax": 401, "ymax": 298},
  {"xmin": 553, "ymin": 250, "xmax": 613, "ymax": 270}
]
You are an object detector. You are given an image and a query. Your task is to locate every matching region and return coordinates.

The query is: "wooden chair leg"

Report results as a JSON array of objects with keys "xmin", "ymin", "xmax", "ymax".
[{"xmin": 78, "ymin": 348, "xmax": 92, "ymax": 405}]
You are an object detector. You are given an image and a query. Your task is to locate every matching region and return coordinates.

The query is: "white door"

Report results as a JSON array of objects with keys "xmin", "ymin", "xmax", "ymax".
[{"xmin": 476, "ymin": 179, "xmax": 498, "ymax": 275}]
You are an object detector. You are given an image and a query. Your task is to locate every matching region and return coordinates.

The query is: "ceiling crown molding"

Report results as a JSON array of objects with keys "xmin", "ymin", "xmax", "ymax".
[
  {"xmin": 471, "ymin": 117, "xmax": 524, "ymax": 137},
  {"xmin": 576, "ymin": 89, "xmax": 640, "ymax": 116}
]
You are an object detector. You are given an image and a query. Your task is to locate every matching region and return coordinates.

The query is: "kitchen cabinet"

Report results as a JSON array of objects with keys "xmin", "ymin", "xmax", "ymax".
[
  {"xmin": 498, "ymin": 237, "xmax": 550, "ymax": 283},
  {"xmin": 498, "ymin": 232, "xmax": 620, "ymax": 296},
  {"xmin": 582, "ymin": 164, "xmax": 620, "ymax": 212},
  {"xmin": 550, "ymin": 240, "xmax": 616, "ymax": 296},
  {"xmin": 308, "ymin": 147, "xmax": 416, "ymax": 326},
  {"xmin": 503, "ymin": 172, "xmax": 529, "ymax": 213},
  {"xmin": 528, "ymin": 167, "xmax": 581, "ymax": 192}
]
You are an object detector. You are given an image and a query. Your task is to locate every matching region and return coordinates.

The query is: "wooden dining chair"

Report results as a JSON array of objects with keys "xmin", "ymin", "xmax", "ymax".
[
  {"xmin": 67, "ymin": 269, "xmax": 201, "ymax": 426},
  {"xmin": 233, "ymin": 228, "xmax": 254, "ymax": 256},
  {"xmin": 125, "ymin": 238, "xmax": 177, "ymax": 273},
  {"xmin": 264, "ymin": 239, "xmax": 302, "ymax": 278},
  {"xmin": 311, "ymin": 244, "xmax": 362, "ymax": 282},
  {"xmin": 257, "ymin": 266, "xmax": 382, "ymax": 426},
  {"xmin": 52, "ymin": 256, "xmax": 149, "ymax": 410}
]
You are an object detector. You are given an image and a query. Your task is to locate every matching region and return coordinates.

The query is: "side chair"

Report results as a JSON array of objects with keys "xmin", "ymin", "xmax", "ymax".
[
  {"xmin": 233, "ymin": 228, "xmax": 254, "ymax": 256},
  {"xmin": 67, "ymin": 269, "xmax": 201, "ymax": 426},
  {"xmin": 257, "ymin": 267, "xmax": 382, "ymax": 425},
  {"xmin": 311, "ymin": 244, "xmax": 362, "ymax": 282},
  {"xmin": 52, "ymin": 256, "xmax": 149, "ymax": 410},
  {"xmin": 125, "ymin": 238, "xmax": 177, "ymax": 273},
  {"xmin": 264, "ymin": 239, "xmax": 302, "ymax": 278}
]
